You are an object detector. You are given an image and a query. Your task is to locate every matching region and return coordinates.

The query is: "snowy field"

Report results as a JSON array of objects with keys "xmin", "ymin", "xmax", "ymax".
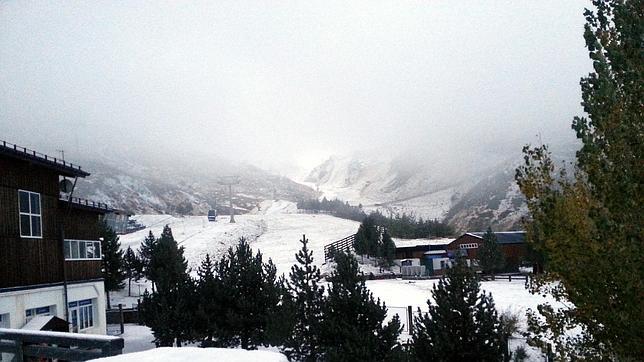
[
  {"xmin": 94, "ymin": 346, "xmax": 288, "ymax": 362},
  {"xmin": 119, "ymin": 200, "xmax": 359, "ymax": 276}
]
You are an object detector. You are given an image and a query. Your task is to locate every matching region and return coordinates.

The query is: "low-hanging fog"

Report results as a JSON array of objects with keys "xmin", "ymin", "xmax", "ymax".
[{"xmin": 0, "ymin": 0, "xmax": 591, "ymax": 177}]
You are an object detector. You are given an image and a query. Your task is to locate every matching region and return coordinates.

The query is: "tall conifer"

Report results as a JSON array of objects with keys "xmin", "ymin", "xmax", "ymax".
[{"xmin": 412, "ymin": 259, "xmax": 503, "ymax": 361}]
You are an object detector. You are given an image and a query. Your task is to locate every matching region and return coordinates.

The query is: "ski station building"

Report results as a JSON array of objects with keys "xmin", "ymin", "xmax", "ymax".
[{"xmin": 0, "ymin": 141, "xmax": 111, "ymax": 335}]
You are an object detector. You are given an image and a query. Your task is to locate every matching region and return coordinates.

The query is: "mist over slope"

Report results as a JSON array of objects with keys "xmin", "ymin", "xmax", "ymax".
[
  {"xmin": 305, "ymin": 145, "xmax": 576, "ymax": 232},
  {"xmin": 72, "ymin": 154, "xmax": 317, "ymax": 215}
]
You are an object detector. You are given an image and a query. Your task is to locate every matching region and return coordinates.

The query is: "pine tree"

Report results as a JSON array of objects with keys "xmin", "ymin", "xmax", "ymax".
[
  {"xmin": 140, "ymin": 225, "xmax": 194, "ymax": 346},
  {"xmin": 194, "ymin": 254, "xmax": 222, "ymax": 346},
  {"xmin": 282, "ymin": 235, "xmax": 325, "ymax": 361},
  {"xmin": 381, "ymin": 230, "xmax": 396, "ymax": 267},
  {"xmin": 477, "ymin": 227, "xmax": 505, "ymax": 277},
  {"xmin": 138, "ymin": 230, "xmax": 157, "ymax": 288},
  {"xmin": 515, "ymin": 1, "xmax": 642, "ymax": 359},
  {"xmin": 123, "ymin": 246, "xmax": 143, "ymax": 297},
  {"xmin": 320, "ymin": 251, "xmax": 402, "ymax": 361},
  {"xmin": 215, "ymin": 237, "xmax": 281, "ymax": 349},
  {"xmin": 141, "ymin": 277, "xmax": 195, "ymax": 347},
  {"xmin": 147, "ymin": 225, "xmax": 188, "ymax": 294},
  {"xmin": 353, "ymin": 223, "xmax": 368, "ymax": 256},
  {"xmin": 411, "ymin": 258, "xmax": 503, "ymax": 361},
  {"xmin": 100, "ymin": 221, "xmax": 125, "ymax": 309},
  {"xmin": 265, "ymin": 275, "xmax": 296, "ymax": 348}
]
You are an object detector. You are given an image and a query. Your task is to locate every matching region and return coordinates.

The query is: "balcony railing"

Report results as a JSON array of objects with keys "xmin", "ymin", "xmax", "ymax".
[{"xmin": 60, "ymin": 195, "xmax": 112, "ymax": 211}]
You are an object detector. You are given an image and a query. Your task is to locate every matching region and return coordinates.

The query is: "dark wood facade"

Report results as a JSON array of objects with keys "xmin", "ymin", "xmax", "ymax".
[
  {"xmin": 446, "ymin": 233, "xmax": 528, "ymax": 268},
  {"xmin": 0, "ymin": 154, "xmax": 104, "ymax": 290}
]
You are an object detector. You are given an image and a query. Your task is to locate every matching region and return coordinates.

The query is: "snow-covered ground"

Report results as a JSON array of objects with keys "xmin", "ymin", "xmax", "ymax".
[
  {"xmin": 367, "ymin": 278, "xmax": 559, "ymax": 360},
  {"xmin": 120, "ymin": 200, "xmax": 359, "ymax": 276},
  {"xmin": 113, "ymin": 202, "xmax": 551, "ymax": 360},
  {"xmin": 93, "ymin": 347, "xmax": 288, "ymax": 362}
]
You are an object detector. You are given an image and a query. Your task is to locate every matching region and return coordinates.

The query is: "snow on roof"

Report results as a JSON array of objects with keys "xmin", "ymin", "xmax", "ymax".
[
  {"xmin": 393, "ymin": 238, "xmax": 453, "ymax": 248},
  {"xmin": 0, "ymin": 328, "xmax": 120, "ymax": 342},
  {"xmin": 423, "ymin": 250, "xmax": 447, "ymax": 255},
  {"xmin": 466, "ymin": 231, "xmax": 526, "ymax": 244},
  {"xmin": 91, "ymin": 347, "xmax": 288, "ymax": 362},
  {"xmin": 21, "ymin": 316, "xmax": 54, "ymax": 330}
]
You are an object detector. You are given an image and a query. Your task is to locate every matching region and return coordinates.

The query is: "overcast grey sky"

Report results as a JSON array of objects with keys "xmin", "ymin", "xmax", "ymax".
[{"xmin": 0, "ymin": 1, "xmax": 591, "ymax": 173}]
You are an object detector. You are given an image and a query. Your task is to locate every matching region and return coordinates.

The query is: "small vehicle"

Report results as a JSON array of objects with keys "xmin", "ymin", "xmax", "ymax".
[{"xmin": 207, "ymin": 209, "xmax": 217, "ymax": 222}]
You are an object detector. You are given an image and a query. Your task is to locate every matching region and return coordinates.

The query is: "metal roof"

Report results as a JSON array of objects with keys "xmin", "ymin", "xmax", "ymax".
[
  {"xmin": 0, "ymin": 140, "xmax": 90, "ymax": 177},
  {"xmin": 393, "ymin": 237, "xmax": 454, "ymax": 249},
  {"xmin": 467, "ymin": 231, "xmax": 526, "ymax": 244}
]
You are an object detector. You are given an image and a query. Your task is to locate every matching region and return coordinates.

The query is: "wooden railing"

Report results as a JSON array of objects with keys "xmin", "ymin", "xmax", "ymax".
[
  {"xmin": 0, "ymin": 328, "xmax": 123, "ymax": 361},
  {"xmin": 323, "ymin": 234, "xmax": 356, "ymax": 262},
  {"xmin": 61, "ymin": 195, "xmax": 112, "ymax": 211}
]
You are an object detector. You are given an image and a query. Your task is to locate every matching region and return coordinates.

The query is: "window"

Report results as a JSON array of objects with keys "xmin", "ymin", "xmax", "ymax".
[
  {"xmin": 25, "ymin": 306, "xmax": 52, "ymax": 323},
  {"xmin": 68, "ymin": 299, "xmax": 94, "ymax": 332},
  {"xmin": 19, "ymin": 190, "xmax": 42, "ymax": 238},
  {"xmin": 0, "ymin": 313, "xmax": 9, "ymax": 328},
  {"xmin": 64, "ymin": 240, "xmax": 102, "ymax": 260},
  {"xmin": 459, "ymin": 243, "xmax": 479, "ymax": 249}
]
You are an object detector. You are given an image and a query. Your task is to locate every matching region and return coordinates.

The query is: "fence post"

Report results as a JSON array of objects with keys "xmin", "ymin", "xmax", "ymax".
[
  {"xmin": 137, "ymin": 299, "xmax": 142, "ymax": 325},
  {"xmin": 14, "ymin": 338, "xmax": 24, "ymax": 362},
  {"xmin": 509, "ymin": 275, "xmax": 512, "ymax": 282},
  {"xmin": 407, "ymin": 306, "xmax": 413, "ymax": 334},
  {"xmin": 119, "ymin": 304, "xmax": 124, "ymax": 334}
]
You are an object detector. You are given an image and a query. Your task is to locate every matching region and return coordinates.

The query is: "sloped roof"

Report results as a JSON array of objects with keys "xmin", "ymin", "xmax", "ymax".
[
  {"xmin": 0, "ymin": 140, "xmax": 90, "ymax": 177},
  {"xmin": 466, "ymin": 231, "xmax": 526, "ymax": 244},
  {"xmin": 393, "ymin": 238, "xmax": 453, "ymax": 248}
]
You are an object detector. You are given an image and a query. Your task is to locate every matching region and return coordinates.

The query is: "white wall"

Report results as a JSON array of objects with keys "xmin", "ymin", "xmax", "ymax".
[{"xmin": 0, "ymin": 280, "xmax": 106, "ymax": 335}]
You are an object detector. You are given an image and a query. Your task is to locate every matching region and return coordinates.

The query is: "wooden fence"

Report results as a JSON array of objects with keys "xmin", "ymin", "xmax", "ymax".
[
  {"xmin": 323, "ymin": 234, "xmax": 356, "ymax": 262},
  {"xmin": 0, "ymin": 328, "xmax": 124, "ymax": 361}
]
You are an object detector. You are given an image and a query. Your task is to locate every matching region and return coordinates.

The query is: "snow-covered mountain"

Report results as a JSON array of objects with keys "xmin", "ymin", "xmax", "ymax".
[
  {"xmin": 304, "ymin": 146, "xmax": 575, "ymax": 232},
  {"xmin": 72, "ymin": 154, "xmax": 317, "ymax": 215}
]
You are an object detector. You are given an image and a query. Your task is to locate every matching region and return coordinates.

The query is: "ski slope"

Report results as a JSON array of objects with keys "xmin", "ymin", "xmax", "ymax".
[{"xmin": 119, "ymin": 200, "xmax": 359, "ymax": 275}]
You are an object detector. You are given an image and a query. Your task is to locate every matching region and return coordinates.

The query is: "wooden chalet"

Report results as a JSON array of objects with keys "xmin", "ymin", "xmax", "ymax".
[
  {"xmin": 446, "ymin": 231, "xmax": 527, "ymax": 270},
  {"xmin": 0, "ymin": 140, "xmax": 110, "ymax": 335}
]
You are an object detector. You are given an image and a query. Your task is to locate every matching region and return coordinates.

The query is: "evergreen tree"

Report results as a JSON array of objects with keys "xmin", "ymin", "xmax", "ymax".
[
  {"xmin": 138, "ymin": 230, "xmax": 157, "ymax": 288},
  {"xmin": 215, "ymin": 237, "xmax": 282, "ymax": 349},
  {"xmin": 100, "ymin": 221, "xmax": 125, "ymax": 309},
  {"xmin": 141, "ymin": 277, "xmax": 195, "ymax": 347},
  {"xmin": 140, "ymin": 225, "xmax": 194, "ymax": 346},
  {"xmin": 123, "ymin": 246, "xmax": 143, "ymax": 297},
  {"xmin": 353, "ymin": 223, "xmax": 369, "ymax": 257},
  {"xmin": 320, "ymin": 251, "xmax": 402, "ymax": 361},
  {"xmin": 515, "ymin": 1, "xmax": 642, "ymax": 359},
  {"xmin": 265, "ymin": 275, "xmax": 296, "ymax": 348},
  {"xmin": 411, "ymin": 258, "xmax": 504, "ymax": 361},
  {"xmin": 477, "ymin": 227, "xmax": 505, "ymax": 277},
  {"xmin": 194, "ymin": 254, "xmax": 223, "ymax": 347},
  {"xmin": 282, "ymin": 235, "xmax": 325, "ymax": 361},
  {"xmin": 381, "ymin": 230, "xmax": 396, "ymax": 267},
  {"xmin": 147, "ymin": 225, "xmax": 188, "ymax": 293}
]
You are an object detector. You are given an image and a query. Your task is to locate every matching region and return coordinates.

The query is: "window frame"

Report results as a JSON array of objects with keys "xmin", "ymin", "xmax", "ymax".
[
  {"xmin": 64, "ymin": 240, "xmax": 102, "ymax": 261},
  {"xmin": 18, "ymin": 190, "xmax": 43, "ymax": 239},
  {"xmin": 459, "ymin": 242, "xmax": 479, "ymax": 249},
  {"xmin": 25, "ymin": 305, "xmax": 52, "ymax": 323},
  {"xmin": 68, "ymin": 299, "xmax": 95, "ymax": 332}
]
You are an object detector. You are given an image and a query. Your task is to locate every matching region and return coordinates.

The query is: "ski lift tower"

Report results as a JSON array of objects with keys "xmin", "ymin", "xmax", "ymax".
[{"xmin": 219, "ymin": 175, "xmax": 240, "ymax": 223}]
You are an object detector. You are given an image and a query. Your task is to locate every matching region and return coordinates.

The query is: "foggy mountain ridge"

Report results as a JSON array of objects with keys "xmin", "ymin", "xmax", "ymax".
[
  {"xmin": 305, "ymin": 145, "xmax": 577, "ymax": 232},
  {"xmin": 72, "ymin": 154, "xmax": 318, "ymax": 216}
]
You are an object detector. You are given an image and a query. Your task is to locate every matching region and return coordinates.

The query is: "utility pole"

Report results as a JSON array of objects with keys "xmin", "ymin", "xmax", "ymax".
[
  {"xmin": 228, "ymin": 184, "xmax": 235, "ymax": 223},
  {"xmin": 219, "ymin": 176, "xmax": 240, "ymax": 223}
]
